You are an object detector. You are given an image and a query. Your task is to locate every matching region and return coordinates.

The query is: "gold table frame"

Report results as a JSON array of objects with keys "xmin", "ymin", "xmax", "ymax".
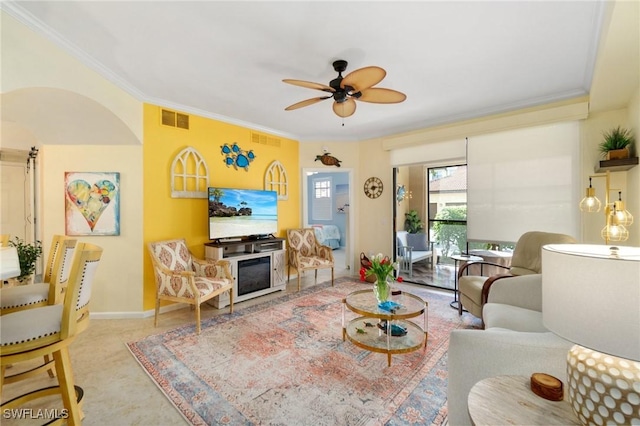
[{"xmin": 342, "ymin": 289, "xmax": 428, "ymax": 366}]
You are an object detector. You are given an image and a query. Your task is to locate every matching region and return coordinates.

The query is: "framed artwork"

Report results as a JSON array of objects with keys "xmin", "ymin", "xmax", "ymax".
[{"xmin": 65, "ymin": 172, "xmax": 120, "ymax": 236}]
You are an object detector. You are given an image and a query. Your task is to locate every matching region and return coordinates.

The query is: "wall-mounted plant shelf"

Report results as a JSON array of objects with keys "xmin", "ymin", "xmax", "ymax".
[{"xmin": 596, "ymin": 157, "xmax": 638, "ymax": 172}]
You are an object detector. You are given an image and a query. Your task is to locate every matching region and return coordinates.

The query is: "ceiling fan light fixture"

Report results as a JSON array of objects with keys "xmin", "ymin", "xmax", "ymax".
[
  {"xmin": 333, "ymin": 99, "xmax": 356, "ymax": 118},
  {"xmin": 283, "ymin": 59, "xmax": 405, "ymax": 119}
]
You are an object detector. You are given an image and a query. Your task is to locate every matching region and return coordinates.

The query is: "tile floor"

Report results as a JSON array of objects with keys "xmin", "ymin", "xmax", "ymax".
[
  {"xmin": 2, "ymin": 248, "xmax": 458, "ymax": 425},
  {"xmin": 1, "ymin": 251, "xmax": 356, "ymax": 425}
]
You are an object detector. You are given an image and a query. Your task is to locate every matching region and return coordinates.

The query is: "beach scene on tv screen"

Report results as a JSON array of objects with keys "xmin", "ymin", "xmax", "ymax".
[{"xmin": 209, "ymin": 188, "xmax": 277, "ymax": 239}]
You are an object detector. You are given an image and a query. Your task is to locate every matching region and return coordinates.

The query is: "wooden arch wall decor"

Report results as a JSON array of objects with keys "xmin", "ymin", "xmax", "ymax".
[
  {"xmin": 265, "ymin": 160, "xmax": 288, "ymax": 200},
  {"xmin": 171, "ymin": 146, "xmax": 209, "ymax": 198}
]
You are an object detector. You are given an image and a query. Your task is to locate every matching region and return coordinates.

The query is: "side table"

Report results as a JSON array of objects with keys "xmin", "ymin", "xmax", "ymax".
[
  {"xmin": 467, "ymin": 375, "xmax": 579, "ymax": 425},
  {"xmin": 450, "ymin": 254, "xmax": 482, "ymax": 314}
]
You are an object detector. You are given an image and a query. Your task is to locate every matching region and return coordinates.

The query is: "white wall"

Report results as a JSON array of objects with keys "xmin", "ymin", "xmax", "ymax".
[
  {"xmin": 40, "ymin": 146, "xmax": 144, "ymax": 314},
  {"xmin": 625, "ymin": 87, "xmax": 639, "ymax": 246},
  {"xmin": 1, "ymin": 11, "xmax": 143, "ymax": 143},
  {"xmin": 2, "ymin": 11, "xmax": 146, "ymax": 314}
]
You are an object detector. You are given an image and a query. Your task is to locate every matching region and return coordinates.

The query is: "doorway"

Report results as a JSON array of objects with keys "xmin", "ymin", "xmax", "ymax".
[
  {"xmin": 1, "ymin": 149, "xmax": 34, "ymax": 243},
  {"xmin": 301, "ymin": 167, "xmax": 354, "ymax": 274}
]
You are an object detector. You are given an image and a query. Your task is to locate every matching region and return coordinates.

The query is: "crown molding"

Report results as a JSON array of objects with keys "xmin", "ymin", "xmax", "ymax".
[
  {"xmin": 1, "ymin": 2, "xmax": 300, "ymax": 142},
  {"xmin": 383, "ymin": 96, "xmax": 590, "ymax": 150}
]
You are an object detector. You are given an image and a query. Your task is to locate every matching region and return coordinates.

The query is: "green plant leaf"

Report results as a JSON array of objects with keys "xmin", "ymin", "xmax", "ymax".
[
  {"xmin": 404, "ymin": 210, "xmax": 424, "ymax": 234},
  {"xmin": 8, "ymin": 237, "xmax": 43, "ymax": 282},
  {"xmin": 599, "ymin": 126, "xmax": 634, "ymax": 157}
]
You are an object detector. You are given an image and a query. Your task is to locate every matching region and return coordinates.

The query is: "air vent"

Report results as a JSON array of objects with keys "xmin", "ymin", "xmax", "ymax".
[
  {"xmin": 251, "ymin": 132, "xmax": 281, "ymax": 148},
  {"xmin": 161, "ymin": 109, "xmax": 189, "ymax": 130}
]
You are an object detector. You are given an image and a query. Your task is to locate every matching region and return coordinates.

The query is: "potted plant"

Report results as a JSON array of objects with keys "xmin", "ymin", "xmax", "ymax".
[
  {"xmin": 599, "ymin": 126, "xmax": 634, "ymax": 160},
  {"xmin": 404, "ymin": 210, "xmax": 424, "ymax": 234},
  {"xmin": 8, "ymin": 237, "xmax": 43, "ymax": 284}
]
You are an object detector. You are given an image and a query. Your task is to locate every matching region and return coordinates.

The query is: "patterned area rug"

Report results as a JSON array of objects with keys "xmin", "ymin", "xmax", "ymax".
[{"xmin": 127, "ymin": 277, "xmax": 481, "ymax": 426}]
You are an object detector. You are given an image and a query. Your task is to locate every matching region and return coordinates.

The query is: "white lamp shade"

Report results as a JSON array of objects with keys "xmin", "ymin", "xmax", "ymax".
[{"xmin": 542, "ymin": 244, "xmax": 640, "ymax": 361}]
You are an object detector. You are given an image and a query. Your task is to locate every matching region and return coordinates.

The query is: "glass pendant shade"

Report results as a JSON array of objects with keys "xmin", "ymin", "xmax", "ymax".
[
  {"xmin": 579, "ymin": 186, "xmax": 601, "ymax": 212},
  {"xmin": 601, "ymin": 215, "xmax": 629, "ymax": 242},
  {"xmin": 579, "ymin": 174, "xmax": 634, "ymax": 244},
  {"xmin": 613, "ymin": 198, "xmax": 634, "ymax": 227}
]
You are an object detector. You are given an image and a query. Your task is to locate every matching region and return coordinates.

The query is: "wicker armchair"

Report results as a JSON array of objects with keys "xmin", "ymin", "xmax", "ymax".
[
  {"xmin": 286, "ymin": 228, "xmax": 334, "ymax": 291},
  {"xmin": 148, "ymin": 239, "xmax": 233, "ymax": 334}
]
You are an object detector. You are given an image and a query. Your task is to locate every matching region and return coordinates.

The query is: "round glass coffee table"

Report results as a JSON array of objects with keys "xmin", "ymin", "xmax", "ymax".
[{"xmin": 342, "ymin": 289, "xmax": 428, "ymax": 366}]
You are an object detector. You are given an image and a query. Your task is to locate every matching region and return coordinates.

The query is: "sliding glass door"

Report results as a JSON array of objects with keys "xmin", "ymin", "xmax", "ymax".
[
  {"xmin": 393, "ymin": 163, "xmax": 468, "ymax": 292},
  {"xmin": 427, "ymin": 164, "xmax": 468, "ymax": 265}
]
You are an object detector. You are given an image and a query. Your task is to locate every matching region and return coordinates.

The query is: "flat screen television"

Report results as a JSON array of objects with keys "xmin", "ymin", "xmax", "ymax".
[{"xmin": 208, "ymin": 187, "xmax": 278, "ymax": 241}]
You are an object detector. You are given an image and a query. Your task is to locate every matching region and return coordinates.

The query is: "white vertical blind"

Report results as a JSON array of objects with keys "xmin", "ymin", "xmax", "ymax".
[{"xmin": 467, "ymin": 122, "xmax": 581, "ymax": 243}]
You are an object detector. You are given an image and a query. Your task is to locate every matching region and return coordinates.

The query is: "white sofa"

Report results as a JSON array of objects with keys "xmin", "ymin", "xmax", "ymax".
[
  {"xmin": 396, "ymin": 231, "xmax": 435, "ymax": 277},
  {"xmin": 447, "ymin": 274, "xmax": 572, "ymax": 426}
]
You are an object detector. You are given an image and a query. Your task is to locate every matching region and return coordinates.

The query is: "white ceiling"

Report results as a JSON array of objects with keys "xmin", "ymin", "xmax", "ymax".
[{"xmin": 3, "ymin": 1, "xmax": 638, "ymax": 143}]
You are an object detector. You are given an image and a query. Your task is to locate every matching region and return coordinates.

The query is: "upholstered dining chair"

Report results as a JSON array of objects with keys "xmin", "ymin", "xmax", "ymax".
[
  {"xmin": 0, "ymin": 242, "xmax": 103, "ymax": 425},
  {"xmin": 148, "ymin": 239, "xmax": 234, "ymax": 334},
  {"xmin": 286, "ymin": 228, "xmax": 334, "ymax": 291},
  {"xmin": 1, "ymin": 236, "xmax": 77, "ymax": 386},
  {"xmin": 458, "ymin": 231, "xmax": 577, "ymax": 319},
  {"xmin": 1, "ymin": 235, "xmax": 77, "ymax": 315}
]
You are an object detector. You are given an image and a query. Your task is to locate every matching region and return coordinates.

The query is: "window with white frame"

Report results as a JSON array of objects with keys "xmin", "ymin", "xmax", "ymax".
[{"xmin": 312, "ymin": 178, "xmax": 332, "ymax": 221}]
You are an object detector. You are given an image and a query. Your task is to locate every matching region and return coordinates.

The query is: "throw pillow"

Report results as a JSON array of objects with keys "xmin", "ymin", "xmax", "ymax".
[{"xmin": 405, "ymin": 233, "xmax": 431, "ymax": 251}]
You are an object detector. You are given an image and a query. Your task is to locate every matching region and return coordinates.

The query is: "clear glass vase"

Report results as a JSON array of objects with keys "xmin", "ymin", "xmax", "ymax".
[{"xmin": 374, "ymin": 277, "xmax": 391, "ymax": 304}]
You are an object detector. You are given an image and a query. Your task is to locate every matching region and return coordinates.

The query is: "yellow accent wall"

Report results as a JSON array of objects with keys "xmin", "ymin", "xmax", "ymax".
[{"xmin": 143, "ymin": 104, "xmax": 300, "ymax": 310}]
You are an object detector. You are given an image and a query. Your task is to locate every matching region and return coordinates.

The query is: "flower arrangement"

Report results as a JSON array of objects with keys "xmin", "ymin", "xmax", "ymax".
[
  {"xmin": 359, "ymin": 253, "xmax": 403, "ymax": 303},
  {"xmin": 364, "ymin": 253, "xmax": 397, "ymax": 282}
]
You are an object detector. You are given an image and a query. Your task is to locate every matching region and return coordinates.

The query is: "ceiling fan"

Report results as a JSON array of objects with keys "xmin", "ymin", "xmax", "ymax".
[{"xmin": 283, "ymin": 60, "xmax": 406, "ymax": 118}]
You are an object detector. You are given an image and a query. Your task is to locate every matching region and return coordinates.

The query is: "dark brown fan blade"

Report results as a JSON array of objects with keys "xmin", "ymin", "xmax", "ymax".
[
  {"xmin": 340, "ymin": 66, "xmax": 386, "ymax": 92},
  {"xmin": 358, "ymin": 88, "xmax": 407, "ymax": 104},
  {"xmin": 282, "ymin": 79, "xmax": 335, "ymax": 93},
  {"xmin": 285, "ymin": 96, "xmax": 331, "ymax": 111},
  {"xmin": 332, "ymin": 99, "xmax": 356, "ymax": 118}
]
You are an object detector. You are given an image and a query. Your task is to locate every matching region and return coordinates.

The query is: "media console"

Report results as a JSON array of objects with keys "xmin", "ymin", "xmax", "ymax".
[{"xmin": 204, "ymin": 238, "xmax": 286, "ymax": 308}]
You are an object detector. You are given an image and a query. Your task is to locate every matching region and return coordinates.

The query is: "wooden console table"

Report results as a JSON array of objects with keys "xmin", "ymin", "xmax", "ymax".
[{"xmin": 467, "ymin": 375, "xmax": 579, "ymax": 425}]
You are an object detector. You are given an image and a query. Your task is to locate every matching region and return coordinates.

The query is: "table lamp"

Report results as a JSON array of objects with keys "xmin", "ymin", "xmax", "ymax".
[{"xmin": 542, "ymin": 244, "xmax": 640, "ymax": 425}]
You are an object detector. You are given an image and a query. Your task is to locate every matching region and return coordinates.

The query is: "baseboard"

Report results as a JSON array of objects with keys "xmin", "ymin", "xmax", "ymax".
[{"xmin": 89, "ymin": 302, "xmax": 189, "ymax": 319}]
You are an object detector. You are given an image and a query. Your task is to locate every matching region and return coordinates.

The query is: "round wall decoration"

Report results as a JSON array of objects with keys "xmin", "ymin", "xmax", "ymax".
[{"xmin": 364, "ymin": 177, "xmax": 383, "ymax": 199}]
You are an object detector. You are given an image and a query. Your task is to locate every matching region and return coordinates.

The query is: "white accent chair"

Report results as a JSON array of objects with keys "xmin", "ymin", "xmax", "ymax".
[
  {"xmin": 447, "ymin": 274, "xmax": 573, "ymax": 426},
  {"xmin": 457, "ymin": 231, "xmax": 576, "ymax": 319}
]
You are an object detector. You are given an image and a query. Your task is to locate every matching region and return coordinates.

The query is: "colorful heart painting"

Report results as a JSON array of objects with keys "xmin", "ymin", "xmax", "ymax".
[{"xmin": 65, "ymin": 172, "xmax": 120, "ymax": 236}]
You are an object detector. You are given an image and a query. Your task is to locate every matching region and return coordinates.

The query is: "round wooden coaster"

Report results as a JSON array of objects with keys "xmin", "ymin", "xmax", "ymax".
[{"xmin": 530, "ymin": 373, "xmax": 563, "ymax": 401}]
